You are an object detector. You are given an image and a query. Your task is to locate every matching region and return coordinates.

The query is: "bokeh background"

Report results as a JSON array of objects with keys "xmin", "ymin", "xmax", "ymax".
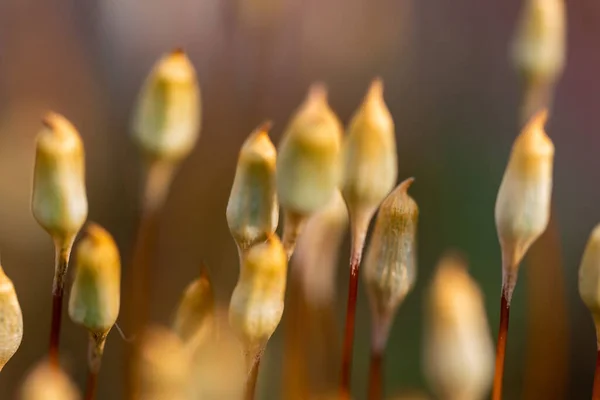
[{"xmin": 0, "ymin": 0, "xmax": 599, "ymax": 398}]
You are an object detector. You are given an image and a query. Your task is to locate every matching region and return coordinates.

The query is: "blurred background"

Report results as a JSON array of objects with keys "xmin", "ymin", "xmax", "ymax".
[{"xmin": 0, "ymin": 0, "xmax": 599, "ymax": 398}]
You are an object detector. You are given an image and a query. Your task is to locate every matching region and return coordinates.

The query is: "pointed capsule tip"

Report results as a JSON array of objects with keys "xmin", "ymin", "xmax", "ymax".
[
  {"xmin": 41, "ymin": 112, "xmax": 61, "ymax": 129},
  {"xmin": 171, "ymin": 47, "xmax": 185, "ymax": 56},
  {"xmin": 255, "ymin": 120, "xmax": 273, "ymax": 135},
  {"xmin": 368, "ymin": 77, "xmax": 384, "ymax": 99},
  {"xmin": 526, "ymin": 108, "xmax": 549, "ymax": 131},
  {"xmin": 397, "ymin": 177, "xmax": 415, "ymax": 193},
  {"xmin": 308, "ymin": 82, "xmax": 328, "ymax": 103}
]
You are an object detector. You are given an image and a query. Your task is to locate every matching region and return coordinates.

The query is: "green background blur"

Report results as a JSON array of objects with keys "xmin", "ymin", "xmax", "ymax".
[{"xmin": 0, "ymin": 0, "xmax": 599, "ymax": 398}]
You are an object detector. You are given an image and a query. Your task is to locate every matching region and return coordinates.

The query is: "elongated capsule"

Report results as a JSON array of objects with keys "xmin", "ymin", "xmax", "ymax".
[
  {"xmin": 32, "ymin": 112, "xmax": 88, "ymax": 244},
  {"xmin": 512, "ymin": 0, "xmax": 566, "ymax": 85},
  {"xmin": 297, "ymin": 190, "xmax": 348, "ymax": 304},
  {"xmin": 276, "ymin": 84, "xmax": 342, "ymax": 216},
  {"xmin": 579, "ymin": 224, "xmax": 600, "ymax": 347},
  {"xmin": 423, "ymin": 254, "xmax": 494, "ymax": 400},
  {"xmin": 226, "ymin": 122, "xmax": 279, "ymax": 252},
  {"xmin": 139, "ymin": 326, "xmax": 189, "ymax": 400},
  {"xmin": 68, "ymin": 223, "xmax": 121, "ymax": 336},
  {"xmin": 342, "ymin": 79, "xmax": 397, "ymax": 240},
  {"xmin": 173, "ymin": 268, "xmax": 215, "ymax": 343},
  {"xmin": 363, "ymin": 178, "xmax": 418, "ymax": 340},
  {"xmin": 132, "ymin": 49, "xmax": 201, "ymax": 163},
  {"xmin": 0, "ymin": 264, "xmax": 23, "ymax": 372},
  {"xmin": 495, "ymin": 110, "xmax": 554, "ymax": 301},
  {"xmin": 19, "ymin": 362, "xmax": 80, "ymax": 400},
  {"xmin": 229, "ymin": 235, "xmax": 287, "ymax": 355}
]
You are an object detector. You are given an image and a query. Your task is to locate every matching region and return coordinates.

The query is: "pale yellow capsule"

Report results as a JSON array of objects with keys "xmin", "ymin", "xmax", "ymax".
[
  {"xmin": 229, "ymin": 235, "xmax": 287, "ymax": 355},
  {"xmin": 19, "ymin": 362, "xmax": 80, "ymax": 400},
  {"xmin": 32, "ymin": 112, "xmax": 88, "ymax": 244},
  {"xmin": 276, "ymin": 84, "xmax": 342, "ymax": 216},
  {"xmin": 423, "ymin": 255, "xmax": 494, "ymax": 400},
  {"xmin": 579, "ymin": 224, "xmax": 600, "ymax": 348},
  {"xmin": 68, "ymin": 223, "xmax": 121, "ymax": 335},
  {"xmin": 173, "ymin": 268, "xmax": 215, "ymax": 343},
  {"xmin": 226, "ymin": 122, "xmax": 279, "ymax": 252},
  {"xmin": 495, "ymin": 110, "xmax": 554, "ymax": 300},
  {"xmin": 342, "ymin": 79, "xmax": 397, "ymax": 243},
  {"xmin": 512, "ymin": 0, "xmax": 566, "ymax": 85},
  {"xmin": 139, "ymin": 326, "xmax": 189, "ymax": 400},
  {"xmin": 0, "ymin": 264, "xmax": 23, "ymax": 372},
  {"xmin": 363, "ymin": 178, "xmax": 418, "ymax": 333},
  {"xmin": 132, "ymin": 49, "xmax": 201, "ymax": 163}
]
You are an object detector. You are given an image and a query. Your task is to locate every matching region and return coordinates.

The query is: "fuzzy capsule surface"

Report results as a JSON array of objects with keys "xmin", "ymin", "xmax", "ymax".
[
  {"xmin": 139, "ymin": 326, "xmax": 189, "ymax": 400},
  {"xmin": 32, "ymin": 112, "xmax": 88, "ymax": 243},
  {"xmin": 423, "ymin": 255, "xmax": 494, "ymax": 400},
  {"xmin": 229, "ymin": 235, "xmax": 288, "ymax": 353},
  {"xmin": 173, "ymin": 270, "xmax": 215, "ymax": 343},
  {"xmin": 132, "ymin": 49, "xmax": 201, "ymax": 163},
  {"xmin": 0, "ymin": 265, "xmax": 22, "ymax": 371},
  {"xmin": 226, "ymin": 122, "xmax": 279, "ymax": 251},
  {"xmin": 68, "ymin": 223, "xmax": 121, "ymax": 335},
  {"xmin": 363, "ymin": 178, "xmax": 418, "ymax": 318},
  {"xmin": 342, "ymin": 79, "xmax": 397, "ymax": 226},
  {"xmin": 276, "ymin": 84, "xmax": 342, "ymax": 216},
  {"xmin": 579, "ymin": 224, "xmax": 600, "ymax": 342},
  {"xmin": 495, "ymin": 110, "xmax": 554, "ymax": 296},
  {"xmin": 512, "ymin": 0, "xmax": 566, "ymax": 84},
  {"xmin": 19, "ymin": 362, "xmax": 80, "ymax": 400}
]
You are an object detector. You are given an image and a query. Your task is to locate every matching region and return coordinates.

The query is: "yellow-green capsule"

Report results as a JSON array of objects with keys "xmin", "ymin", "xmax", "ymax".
[
  {"xmin": 229, "ymin": 235, "xmax": 287, "ymax": 355},
  {"xmin": 173, "ymin": 268, "xmax": 215, "ymax": 344},
  {"xmin": 226, "ymin": 122, "xmax": 279, "ymax": 252},
  {"xmin": 19, "ymin": 362, "xmax": 80, "ymax": 400},
  {"xmin": 276, "ymin": 84, "xmax": 342, "ymax": 217},
  {"xmin": 363, "ymin": 178, "xmax": 418, "ymax": 336},
  {"xmin": 32, "ymin": 112, "xmax": 88, "ymax": 245},
  {"xmin": 132, "ymin": 49, "xmax": 201, "ymax": 163},
  {"xmin": 68, "ymin": 223, "xmax": 121, "ymax": 336},
  {"xmin": 495, "ymin": 110, "xmax": 554, "ymax": 301},
  {"xmin": 342, "ymin": 79, "xmax": 397, "ymax": 244},
  {"xmin": 139, "ymin": 326, "xmax": 189, "ymax": 400},
  {"xmin": 512, "ymin": 0, "xmax": 566, "ymax": 86},
  {"xmin": 579, "ymin": 224, "xmax": 600, "ymax": 348},
  {"xmin": 423, "ymin": 254, "xmax": 494, "ymax": 400},
  {"xmin": 0, "ymin": 264, "xmax": 23, "ymax": 372}
]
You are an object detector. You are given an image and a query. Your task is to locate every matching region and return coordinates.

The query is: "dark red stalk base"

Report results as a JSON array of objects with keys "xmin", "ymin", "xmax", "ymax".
[
  {"xmin": 592, "ymin": 350, "xmax": 600, "ymax": 400},
  {"xmin": 367, "ymin": 349, "xmax": 383, "ymax": 400},
  {"xmin": 245, "ymin": 357, "xmax": 262, "ymax": 400},
  {"xmin": 48, "ymin": 287, "xmax": 64, "ymax": 367},
  {"xmin": 85, "ymin": 369, "xmax": 99, "ymax": 400},
  {"xmin": 340, "ymin": 250, "xmax": 362, "ymax": 397},
  {"xmin": 492, "ymin": 292, "xmax": 511, "ymax": 400}
]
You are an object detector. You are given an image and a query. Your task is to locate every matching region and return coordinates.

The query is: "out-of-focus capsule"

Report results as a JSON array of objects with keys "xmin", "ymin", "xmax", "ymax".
[
  {"xmin": 19, "ymin": 362, "xmax": 80, "ymax": 400},
  {"xmin": 0, "ymin": 264, "xmax": 22, "ymax": 372},
  {"xmin": 173, "ymin": 268, "xmax": 215, "ymax": 344}
]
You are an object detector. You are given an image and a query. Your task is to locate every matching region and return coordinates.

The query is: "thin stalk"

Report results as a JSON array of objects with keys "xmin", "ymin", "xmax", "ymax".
[
  {"xmin": 367, "ymin": 314, "xmax": 391, "ymax": 400},
  {"xmin": 49, "ymin": 240, "xmax": 73, "ymax": 367},
  {"xmin": 340, "ymin": 226, "xmax": 367, "ymax": 397},
  {"xmin": 245, "ymin": 351, "xmax": 263, "ymax": 400},
  {"xmin": 368, "ymin": 350, "xmax": 383, "ymax": 400},
  {"xmin": 492, "ymin": 291, "xmax": 511, "ymax": 400},
  {"xmin": 85, "ymin": 333, "xmax": 106, "ymax": 400},
  {"xmin": 593, "ymin": 350, "xmax": 600, "ymax": 400}
]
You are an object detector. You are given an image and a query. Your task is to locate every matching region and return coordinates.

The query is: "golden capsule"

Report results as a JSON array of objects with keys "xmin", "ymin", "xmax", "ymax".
[
  {"xmin": 0, "ymin": 264, "xmax": 23, "ymax": 372},
  {"xmin": 226, "ymin": 122, "xmax": 278, "ymax": 252},
  {"xmin": 173, "ymin": 268, "xmax": 215, "ymax": 344},
  {"xmin": 68, "ymin": 223, "xmax": 121, "ymax": 336},
  {"xmin": 495, "ymin": 110, "xmax": 554, "ymax": 301},
  {"xmin": 229, "ymin": 235, "xmax": 287, "ymax": 355},
  {"xmin": 512, "ymin": 0, "xmax": 566, "ymax": 86},
  {"xmin": 276, "ymin": 84, "xmax": 342, "ymax": 216},
  {"xmin": 342, "ymin": 79, "xmax": 397, "ymax": 242},
  {"xmin": 19, "ymin": 362, "xmax": 80, "ymax": 400},
  {"xmin": 132, "ymin": 49, "xmax": 201, "ymax": 163},
  {"xmin": 363, "ymin": 178, "xmax": 418, "ymax": 331},
  {"xmin": 423, "ymin": 254, "xmax": 494, "ymax": 400},
  {"xmin": 579, "ymin": 224, "xmax": 600, "ymax": 347},
  {"xmin": 32, "ymin": 112, "xmax": 88, "ymax": 245}
]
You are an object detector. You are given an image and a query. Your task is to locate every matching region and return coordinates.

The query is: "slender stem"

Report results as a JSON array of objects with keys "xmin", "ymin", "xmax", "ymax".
[
  {"xmin": 367, "ymin": 314, "xmax": 391, "ymax": 400},
  {"xmin": 245, "ymin": 352, "xmax": 263, "ymax": 400},
  {"xmin": 593, "ymin": 350, "xmax": 600, "ymax": 400},
  {"xmin": 49, "ymin": 240, "xmax": 73, "ymax": 367},
  {"xmin": 340, "ymin": 228, "xmax": 367, "ymax": 397},
  {"xmin": 368, "ymin": 349, "xmax": 383, "ymax": 400},
  {"xmin": 85, "ymin": 333, "xmax": 106, "ymax": 400},
  {"xmin": 492, "ymin": 291, "xmax": 511, "ymax": 400}
]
